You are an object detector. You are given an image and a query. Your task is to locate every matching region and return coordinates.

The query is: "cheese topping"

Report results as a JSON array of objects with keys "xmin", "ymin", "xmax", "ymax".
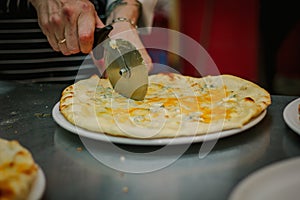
[{"xmin": 77, "ymin": 75, "xmax": 240, "ymax": 126}]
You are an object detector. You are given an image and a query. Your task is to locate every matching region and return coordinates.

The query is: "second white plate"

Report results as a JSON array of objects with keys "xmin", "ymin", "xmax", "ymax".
[
  {"xmin": 52, "ymin": 102, "xmax": 266, "ymax": 145},
  {"xmin": 283, "ymin": 97, "xmax": 300, "ymax": 135},
  {"xmin": 229, "ymin": 157, "xmax": 300, "ymax": 200}
]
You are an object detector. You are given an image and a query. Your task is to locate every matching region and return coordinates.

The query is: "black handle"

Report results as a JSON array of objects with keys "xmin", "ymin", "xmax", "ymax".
[
  {"xmin": 92, "ymin": 25, "xmax": 113, "ymax": 60},
  {"xmin": 93, "ymin": 25, "xmax": 113, "ymax": 48}
]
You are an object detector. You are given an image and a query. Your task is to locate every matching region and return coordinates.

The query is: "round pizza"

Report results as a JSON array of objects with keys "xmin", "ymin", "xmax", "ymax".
[
  {"xmin": 59, "ymin": 73, "xmax": 271, "ymax": 139},
  {"xmin": 0, "ymin": 138, "xmax": 38, "ymax": 200}
]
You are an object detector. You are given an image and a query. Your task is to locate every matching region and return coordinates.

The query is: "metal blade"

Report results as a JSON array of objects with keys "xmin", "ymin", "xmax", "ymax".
[{"xmin": 104, "ymin": 39, "xmax": 148, "ymax": 101}]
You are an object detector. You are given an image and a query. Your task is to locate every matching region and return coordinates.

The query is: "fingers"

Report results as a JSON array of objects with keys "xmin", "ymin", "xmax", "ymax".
[
  {"xmin": 35, "ymin": 0, "xmax": 103, "ymax": 55},
  {"xmin": 36, "ymin": 2, "xmax": 61, "ymax": 52},
  {"xmin": 63, "ymin": 5, "xmax": 80, "ymax": 54},
  {"xmin": 36, "ymin": 1, "xmax": 72, "ymax": 55},
  {"xmin": 77, "ymin": 4, "xmax": 105, "ymax": 53},
  {"xmin": 95, "ymin": 12, "xmax": 105, "ymax": 28},
  {"xmin": 77, "ymin": 11, "xmax": 96, "ymax": 54}
]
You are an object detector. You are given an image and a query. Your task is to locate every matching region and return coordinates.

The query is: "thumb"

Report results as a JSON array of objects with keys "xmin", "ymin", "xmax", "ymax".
[{"xmin": 95, "ymin": 13, "xmax": 105, "ymax": 28}]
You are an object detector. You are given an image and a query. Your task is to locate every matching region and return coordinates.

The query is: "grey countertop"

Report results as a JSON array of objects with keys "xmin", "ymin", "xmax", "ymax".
[{"xmin": 0, "ymin": 81, "xmax": 300, "ymax": 200}]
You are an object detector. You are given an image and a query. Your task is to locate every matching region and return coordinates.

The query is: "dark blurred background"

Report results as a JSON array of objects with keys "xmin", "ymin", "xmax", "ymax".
[{"xmin": 148, "ymin": 0, "xmax": 300, "ymax": 96}]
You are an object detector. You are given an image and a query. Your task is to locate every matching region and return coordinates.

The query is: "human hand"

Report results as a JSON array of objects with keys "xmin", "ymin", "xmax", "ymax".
[{"xmin": 30, "ymin": 0, "xmax": 104, "ymax": 55}]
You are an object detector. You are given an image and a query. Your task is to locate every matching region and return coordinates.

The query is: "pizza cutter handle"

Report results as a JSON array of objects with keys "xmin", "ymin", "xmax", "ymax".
[
  {"xmin": 93, "ymin": 25, "xmax": 113, "ymax": 48},
  {"xmin": 92, "ymin": 25, "xmax": 113, "ymax": 60}
]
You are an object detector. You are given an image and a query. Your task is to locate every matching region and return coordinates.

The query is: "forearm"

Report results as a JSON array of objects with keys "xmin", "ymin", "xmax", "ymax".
[{"xmin": 104, "ymin": 0, "xmax": 153, "ymax": 70}]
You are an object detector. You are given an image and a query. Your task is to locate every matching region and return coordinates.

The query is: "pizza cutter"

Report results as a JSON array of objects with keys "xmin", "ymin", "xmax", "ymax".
[
  {"xmin": 92, "ymin": 25, "xmax": 114, "ymax": 60},
  {"xmin": 92, "ymin": 26, "xmax": 148, "ymax": 101}
]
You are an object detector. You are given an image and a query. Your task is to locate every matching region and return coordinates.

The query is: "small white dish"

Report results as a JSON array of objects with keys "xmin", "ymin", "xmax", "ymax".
[
  {"xmin": 283, "ymin": 97, "xmax": 300, "ymax": 135},
  {"xmin": 28, "ymin": 166, "xmax": 46, "ymax": 200}
]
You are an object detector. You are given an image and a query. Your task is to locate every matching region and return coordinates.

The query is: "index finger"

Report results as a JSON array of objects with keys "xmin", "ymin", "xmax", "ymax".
[{"xmin": 77, "ymin": 12, "xmax": 104, "ymax": 53}]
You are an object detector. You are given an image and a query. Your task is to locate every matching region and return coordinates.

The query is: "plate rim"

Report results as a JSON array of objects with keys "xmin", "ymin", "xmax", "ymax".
[
  {"xmin": 27, "ymin": 166, "xmax": 46, "ymax": 200},
  {"xmin": 52, "ymin": 102, "xmax": 266, "ymax": 145},
  {"xmin": 283, "ymin": 97, "xmax": 300, "ymax": 135},
  {"xmin": 229, "ymin": 157, "xmax": 300, "ymax": 200}
]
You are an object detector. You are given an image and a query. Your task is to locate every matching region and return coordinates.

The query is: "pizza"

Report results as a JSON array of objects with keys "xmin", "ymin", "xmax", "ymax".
[
  {"xmin": 59, "ymin": 73, "xmax": 271, "ymax": 139},
  {"xmin": 0, "ymin": 138, "xmax": 38, "ymax": 200}
]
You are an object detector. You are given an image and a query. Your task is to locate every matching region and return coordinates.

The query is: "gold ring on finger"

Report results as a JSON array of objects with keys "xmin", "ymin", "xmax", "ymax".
[{"xmin": 58, "ymin": 38, "xmax": 66, "ymax": 44}]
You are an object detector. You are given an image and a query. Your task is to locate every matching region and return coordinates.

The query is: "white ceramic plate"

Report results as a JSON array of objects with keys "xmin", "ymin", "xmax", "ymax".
[
  {"xmin": 28, "ymin": 166, "xmax": 46, "ymax": 200},
  {"xmin": 229, "ymin": 157, "xmax": 300, "ymax": 200},
  {"xmin": 283, "ymin": 97, "xmax": 300, "ymax": 135},
  {"xmin": 52, "ymin": 102, "xmax": 266, "ymax": 145}
]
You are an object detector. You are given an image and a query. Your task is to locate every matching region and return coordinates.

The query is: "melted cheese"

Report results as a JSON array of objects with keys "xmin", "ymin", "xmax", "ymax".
[{"xmin": 81, "ymin": 74, "xmax": 240, "ymax": 126}]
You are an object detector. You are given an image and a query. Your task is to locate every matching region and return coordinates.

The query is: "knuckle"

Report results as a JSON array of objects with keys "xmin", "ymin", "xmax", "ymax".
[
  {"xmin": 49, "ymin": 14, "xmax": 62, "ymax": 26},
  {"xmin": 38, "ymin": 20, "xmax": 50, "ymax": 32},
  {"xmin": 80, "ymin": 1, "xmax": 94, "ymax": 12},
  {"xmin": 62, "ymin": 4, "xmax": 75, "ymax": 20}
]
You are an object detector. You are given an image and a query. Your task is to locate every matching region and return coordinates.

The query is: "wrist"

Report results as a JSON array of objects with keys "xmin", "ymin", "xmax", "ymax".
[
  {"xmin": 106, "ymin": 0, "xmax": 141, "ymax": 26},
  {"xmin": 111, "ymin": 17, "xmax": 138, "ymax": 29},
  {"xmin": 109, "ymin": 19, "xmax": 139, "ymax": 39},
  {"xmin": 106, "ymin": 0, "xmax": 141, "ymax": 15}
]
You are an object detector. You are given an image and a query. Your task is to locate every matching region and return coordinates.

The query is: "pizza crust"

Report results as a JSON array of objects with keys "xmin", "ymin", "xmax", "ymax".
[
  {"xmin": 59, "ymin": 73, "xmax": 271, "ymax": 139},
  {"xmin": 0, "ymin": 138, "xmax": 38, "ymax": 200}
]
